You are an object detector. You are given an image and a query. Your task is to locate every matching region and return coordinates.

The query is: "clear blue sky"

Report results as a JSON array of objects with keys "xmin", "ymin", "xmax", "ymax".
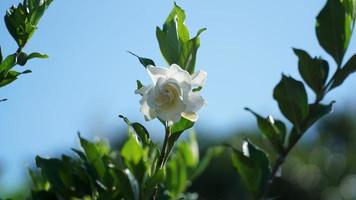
[{"xmin": 0, "ymin": 0, "xmax": 355, "ymax": 193}]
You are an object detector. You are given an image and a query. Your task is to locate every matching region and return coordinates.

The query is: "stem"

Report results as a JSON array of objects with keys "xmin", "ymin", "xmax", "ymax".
[
  {"xmin": 156, "ymin": 123, "xmax": 171, "ymax": 170},
  {"xmin": 152, "ymin": 122, "xmax": 171, "ymax": 200},
  {"xmin": 261, "ymin": 98, "xmax": 323, "ymax": 199}
]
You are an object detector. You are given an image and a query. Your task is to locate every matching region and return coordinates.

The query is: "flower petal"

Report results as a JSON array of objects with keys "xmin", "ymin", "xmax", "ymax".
[
  {"xmin": 157, "ymin": 98, "xmax": 186, "ymax": 123},
  {"xmin": 147, "ymin": 65, "xmax": 168, "ymax": 84},
  {"xmin": 168, "ymin": 64, "xmax": 191, "ymax": 94},
  {"xmin": 185, "ymin": 92, "xmax": 206, "ymax": 113},
  {"xmin": 139, "ymin": 91, "xmax": 157, "ymax": 121},
  {"xmin": 191, "ymin": 70, "xmax": 207, "ymax": 88}
]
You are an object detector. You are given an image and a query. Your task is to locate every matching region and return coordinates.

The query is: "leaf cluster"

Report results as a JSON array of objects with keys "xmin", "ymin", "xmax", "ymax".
[{"xmin": 230, "ymin": 0, "xmax": 356, "ymax": 199}]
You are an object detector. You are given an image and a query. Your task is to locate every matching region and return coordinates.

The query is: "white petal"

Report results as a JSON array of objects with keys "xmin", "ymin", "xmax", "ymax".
[
  {"xmin": 157, "ymin": 98, "xmax": 186, "ymax": 123},
  {"xmin": 147, "ymin": 65, "xmax": 168, "ymax": 84},
  {"xmin": 139, "ymin": 92, "xmax": 157, "ymax": 121},
  {"xmin": 185, "ymin": 92, "xmax": 205, "ymax": 113},
  {"xmin": 191, "ymin": 70, "xmax": 207, "ymax": 88},
  {"xmin": 167, "ymin": 64, "xmax": 191, "ymax": 94}
]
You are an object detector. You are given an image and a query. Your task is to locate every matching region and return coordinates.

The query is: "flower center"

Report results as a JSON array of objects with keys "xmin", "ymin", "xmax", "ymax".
[{"xmin": 155, "ymin": 82, "xmax": 180, "ymax": 109}]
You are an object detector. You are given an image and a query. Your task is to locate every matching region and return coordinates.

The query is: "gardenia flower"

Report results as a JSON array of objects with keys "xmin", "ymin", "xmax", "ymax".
[{"xmin": 135, "ymin": 64, "xmax": 207, "ymax": 125}]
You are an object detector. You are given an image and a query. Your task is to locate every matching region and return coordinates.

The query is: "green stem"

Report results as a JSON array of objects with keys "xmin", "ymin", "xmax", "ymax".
[{"xmin": 152, "ymin": 122, "xmax": 171, "ymax": 200}]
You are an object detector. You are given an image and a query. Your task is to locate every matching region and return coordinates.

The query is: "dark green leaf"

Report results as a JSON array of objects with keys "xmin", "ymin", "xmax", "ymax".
[
  {"xmin": 128, "ymin": 51, "xmax": 155, "ymax": 68},
  {"xmin": 231, "ymin": 140, "xmax": 271, "ymax": 198},
  {"xmin": 5, "ymin": 0, "xmax": 53, "ymax": 48},
  {"xmin": 136, "ymin": 80, "xmax": 143, "ymax": 90},
  {"xmin": 115, "ymin": 169, "xmax": 139, "ymax": 200},
  {"xmin": 293, "ymin": 48, "xmax": 329, "ymax": 95},
  {"xmin": 331, "ymin": 54, "xmax": 356, "ymax": 89},
  {"xmin": 17, "ymin": 52, "xmax": 28, "ymax": 66},
  {"xmin": 273, "ymin": 75, "xmax": 309, "ymax": 132},
  {"xmin": 165, "ymin": 153, "xmax": 188, "ymax": 198},
  {"xmin": 0, "ymin": 46, "xmax": 3, "ymax": 63},
  {"xmin": 289, "ymin": 102, "xmax": 334, "ymax": 146},
  {"xmin": 316, "ymin": 0, "xmax": 354, "ymax": 65},
  {"xmin": 245, "ymin": 108, "xmax": 286, "ymax": 153},
  {"xmin": 143, "ymin": 169, "xmax": 165, "ymax": 200}
]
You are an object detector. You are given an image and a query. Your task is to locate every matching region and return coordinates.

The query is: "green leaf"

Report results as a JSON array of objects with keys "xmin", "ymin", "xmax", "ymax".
[
  {"xmin": 166, "ymin": 117, "xmax": 195, "ymax": 157},
  {"xmin": 128, "ymin": 51, "xmax": 155, "ymax": 68},
  {"xmin": 190, "ymin": 146, "xmax": 223, "ymax": 180},
  {"xmin": 136, "ymin": 80, "xmax": 144, "ymax": 90},
  {"xmin": 0, "ymin": 54, "xmax": 17, "ymax": 72},
  {"xmin": 273, "ymin": 75, "xmax": 309, "ymax": 132},
  {"xmin": 156, "ymin": 3, "xmax": 204, "ymax": 74},
  {"xmin": 120, "ymin": 132, "xmax": 147, "ymax": 184},
  {"xmin": 0, "ymin": 70, "xmax": 31, "ymax": 87},
  {"xmin": 27, "ymin": 52, "xmax": 49, "ymax": 60},
  {"xmin": 293, "ymin": 48, "xmax": 329, "ymax": 95},
  {"xmin": 5, "ymin": 0, "xmax": 53, "ymax": 48},
  {"xmin": 78, "ymin": 134, "xmax": 108, "ymax": 179},
  {"xmin": 165, "ymin": 153, "xmax": 188, "ymax": 198},
  {"xmin": 245, "ymin": 108, "xmax": 286, "ymax": 153},
  {"xmin": 17, "ymin": 52, "xmax": 28, "ymax": 66},
  {"xmin": 288, "ymin": 102, "xmax": 334, "ymax": 146},
  {"xmin": 119, "ymin": 115, "xmax": 151, "ymax": 146},
  {"xmin": 316, "ymin": 0, "xmax": 355, "ymax": 65},
  {"xmin": 179, "ymin": 28, "xmax": 206, "ymax": 74},
  {"xmin": 171, "ymin": 117, "xmax": 195, "ymax": 135},
  {"xmin": 143, "ymin": 169, "xmax": 165, "ymax": 200},
  {"xmin": 231, "ymin": 140, "xmax": 271, "ymax": 199},
  {"xmin": 330, "ymin": 54, "xmax": 356, "ymax": 89},
  {"xmin": 0, "ymin": 47, "xmax": 3, "ymax": 63},
  {"xmin": 116, "ymin": 169, "xmax": 140, "ymax": 200}
]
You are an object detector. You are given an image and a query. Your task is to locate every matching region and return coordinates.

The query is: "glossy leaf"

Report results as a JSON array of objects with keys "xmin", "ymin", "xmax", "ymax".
[
  {"xmin": 293, "ymin": 48, "xmax": 329, "ymax": 95},
  {"xmin": 27, "ymin": 52, "xmax": 49, "ymax": 60},
  {"xmin": 120, "ymin": 132, "xmax": 147, "ymax": 184},
  {"xmin": 231, "ymin": 140, "xmax": 271, "ymax": 198},
  {"xmin": 330, "ymin": 54, "xmax": 356, "ymax": 90},
  {"xmin": 156, "ymin": 3, "xmax": 204, "ymax": 74},
  {"xmin": 0, "ymin": 54, "xmax": 17, "ymax": 72},
  {"xmin": 79, "ymin": 135, "xmax": 108, "ymax": 179},
  {"xmin": 273, "ymin": 75, "xmax": 309, "ymax": 132},
  {"xmin": 289, "ymin": 102, "xmax": 334, "ymax": 145},
  {"xmin": 5, "ymin": 0, "xmax": 53, "ymax": 48},
  {"xmin": 0, "ymin": 70, "xmax": 31, "ymax": 87},
  {"xmin": 128, "ymin": 51, "xmax": 155, "ymax": 68},
  {"xmin": 119, "ymin": 115, "xmax": 151, "ymax": 146},
  {"xmin": 0, "ymin": 47, "xmax": 3, "ymax": 63},
  {"xmin": 316, "ymin": 0, "xmax": 355, "ymax": 65},
  {"xmin": 245, "ymin": 108, "xmax": 286, "ymax": 153}
]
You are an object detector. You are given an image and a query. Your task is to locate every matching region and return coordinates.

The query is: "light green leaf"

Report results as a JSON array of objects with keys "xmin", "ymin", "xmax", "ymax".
[{"xmin": 5, "ymin": 0, "xmax": 53, "ymax": 48}]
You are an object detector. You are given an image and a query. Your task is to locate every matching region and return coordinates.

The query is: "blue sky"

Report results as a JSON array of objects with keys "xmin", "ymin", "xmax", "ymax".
[{"xmin": 0, "ymin": 0, "xmax": 355, "ymax": 193}]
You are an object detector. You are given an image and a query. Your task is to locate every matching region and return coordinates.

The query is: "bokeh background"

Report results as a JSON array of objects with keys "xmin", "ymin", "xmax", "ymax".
[{"xmin": 0, "ymin": 0, "xmax": 355, "ymax": 199}]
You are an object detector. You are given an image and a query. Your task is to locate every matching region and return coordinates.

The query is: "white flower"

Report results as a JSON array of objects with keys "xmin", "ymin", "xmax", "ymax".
[{"xmin": 135, "ymin": 64, "xmax": 207, "ymax": 125}]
